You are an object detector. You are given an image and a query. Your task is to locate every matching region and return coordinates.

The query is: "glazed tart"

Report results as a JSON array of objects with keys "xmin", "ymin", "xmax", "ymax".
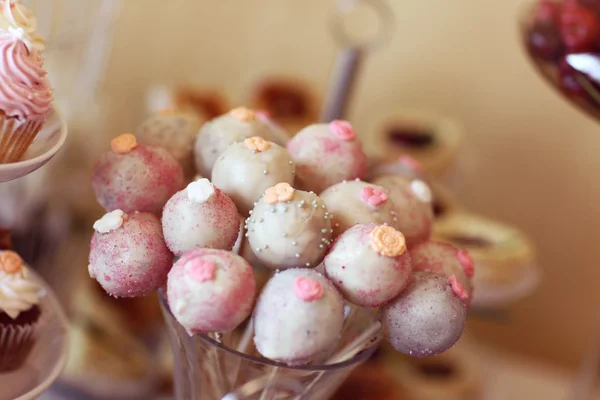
[
  {"xmin": 386, "ymin": 339, "xmax": 483, "ymax": 400},
  {"xmin": 145, "ymin": 85, "xmax": 230, "ymax": 124},
  {"xmin": 433, "ymin": 212, "xmax": 538, "ymax": 307},
  {"xmin": 365, "ymin": 108, "xmax": 464, "ymax": 177},
  {"xmin": 246, "ymin": 76, "xmax": 320, "ymax": 135}
]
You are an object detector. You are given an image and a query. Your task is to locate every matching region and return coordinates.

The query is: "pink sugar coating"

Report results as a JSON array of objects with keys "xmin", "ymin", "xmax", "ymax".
[
  {"xmin": 360, "ymin": 186, "xmax": 388, "ymax": 207},
  {"xmin": 162, "ymin": 187, "xmax": 240, "ymax": 255},
  {"xmin": 167, "ymin": 249, "xmax": 255, "ymax": 333},
  {"xmin": 188, "ymin": 259, "xmax": 217, "ymax": 283},
  {"xmin": 456, "ymin": 249, "xmax": 475, "ymax": 277},
  {"xmin": 329, "ymin": 120, "xmax": 356, "ymax": 141},
  {"xmin": 449, "ymin": 275, "xmax": 469, "ymax": 300},
  {"xmin": 92, "ymin": 144, "xmax": 185, "ymax": 214},
  {"xmin": 89, "ymin": 212, "xmax": 173, "ymax": 297},
  {"xmin": 294, "ymin": 277, "xmax": 324, "ymax": 301}
]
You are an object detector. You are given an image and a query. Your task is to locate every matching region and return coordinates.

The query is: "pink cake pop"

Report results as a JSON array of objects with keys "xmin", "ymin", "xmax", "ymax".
[
  {"xmin": 286, "ymin": 121, "xmax": 367, "ymax": 194},
  {"xmin": 373, "ymin": 175, "xmax": 434, "ymax": 247},
  {"xmin": 135, "ymin": 110, "xmax": 199, "ymax": 179},
  {"xmin": 320, "ymin": 180, "xmax": 400, "ymax": 239},
  {"xmin": 92, "ymin": 134, "xmax": 185, "ymax": 214},
  {"xmin": 381, "ymin": 272, "xmax": 467, "ymax": 357},
  {"xmin": 367, "ymin": 154, "xmax": 425, "ymax": 182},
  {"xmin": 162, "ymin": 178, "xmax": 240, "ymax": 256},
  {"xmin": 167, "ymin": 249, "xmax": 256, "ymax": 334},
  {"xmin": 89, "ymin": 210, "xmax": 173, "ymax": 298},
  {"xmin": 253, "ymin": 268, "xmax": 345, "ymax": 365},
  {"xmin": 194, "ymin": 107, "xmax": 274, "ymax": 177},
  {"xmin": 246, "ymin": 183, "xmax": 332, "ymax": 270},
  {"xmin": 211, "ymin": 137, "xmax": 295, "ymax": 216},
  {"xmin": 410, "ymin": 241, "xmax": 474, "ymax": 305},
  {"xmin": 324, "ymin": 224, "xmax": 412, "ymax": 307}
]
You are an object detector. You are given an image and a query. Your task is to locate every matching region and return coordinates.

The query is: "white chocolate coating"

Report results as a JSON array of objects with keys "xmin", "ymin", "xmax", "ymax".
[
  {"xmin": 246, "ymin": 189, "xmax": 332, "ymax": 270},
  {"xmin": 89, "ymin": 212, "xmax": 173, "ymax": 298},
  {"xmin": 253, "ymin": 268, "xmax": 345, "ymax": 365},
  {"xmin": 162, "ymin": 181, "xmax": 240, "ymax": 256},
  {"xmin": 211, "ymin": 140, "xmax": 295, "ymax": 216},
  {"xmin": 373, "ymin": 175, "xmax": 434, "ymax": 247},
  {"xmin": 320, "ymin": 180, "xmax": 400, "ymax": 239},
  {"xmin": 286, "ymin": 123, "xmax": 367, "ymax": 194},
  {"xmin": 380, "ymin": 272, "xmax": 467, "ymax": 357},
  {"xmin": 167, "ymin": 249, "xmax": 256, "ymax": 334},
  {"xmin": 193, "ymin": 112, "xmax": 273, "ymax": 177},
  {"xmin": 410, "ymin": 241, "xmax": 473, "ymax": 304},
  {"xmin": 324, "ymin": 223, "xmax": 412, "ymax": 307},
  {"xmin": 135, "ymin": 112, "xmax": 199, "ymax": 178}
]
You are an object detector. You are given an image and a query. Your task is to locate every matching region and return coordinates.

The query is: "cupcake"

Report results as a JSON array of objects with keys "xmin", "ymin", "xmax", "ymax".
[
  {"xmin": 0, "ymin": 250, "xmax": 44, "ymax": 372},
  {"xmin": 0, "ymin": 32, "xmax": 53, "ymax": 163},
  {"xmin": 0, "ymin": 0, "xmax": 45, "ymax": 52}
]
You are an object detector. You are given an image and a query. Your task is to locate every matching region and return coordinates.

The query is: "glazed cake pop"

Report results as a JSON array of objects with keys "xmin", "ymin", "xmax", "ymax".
[
  {"xmin": 253, "ymin": 268, "xmax": 345, "ymax": 365},
  {"xmin": 92, "ymin": 134, "xmax": 185, "ymax": 215},
  {"xmin": 410, "ymin": 241, "xmax": 474, "ymax": 304},
  {"xmin": 167, "ymin": 249, "xmax": 255, "ymax": 334},
  {"xmin": 373, "ymin": 175, "xmax": 434, "ymax": 247},
  {"xmin": 324, "ymin": 224, "xmax": 412, "ymax": 307},
  {"xmin": 320, "ymin": 180, "xmax": 400, "ymax": 239},
  {"xmin": 380, "ymin": 272, "xmax": 467, "ymax": 357},
  {"xmin": 246, "ymin": 183, "xmax": 332, "ymax": 270},
  {"xmin": 89, "ymin": 210, "xmax": 173, "ymax": 298},
  {"xmin": 194, "ymin": 107, "xmax": 274, "ymax": 177},
  {"xmin": 367, "ymin": 154, "xmax": 425, "ymax": 182},
  {"xmin": 161, "ymin": 178, "xmax": 240, "ymax": 256},
  {"xmin": 211, "ymin": 137, "xmax": 295, "ymax": 216},
  {"xmin": 135, "ymin": 110, "xmax": 199, "ymax": 178},
  {"xmin": 286, "ymin": 121, "xmax": 368, "ymax": 194}
]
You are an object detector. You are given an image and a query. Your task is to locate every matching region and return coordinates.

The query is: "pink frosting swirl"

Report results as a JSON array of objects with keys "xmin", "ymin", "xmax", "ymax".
[{"xmin": 0, "ymin": 33, "xmax": 52, "ymax": 121}]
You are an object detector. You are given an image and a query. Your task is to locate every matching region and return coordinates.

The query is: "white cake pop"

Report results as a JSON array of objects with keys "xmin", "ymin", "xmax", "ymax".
[
  {"xmin": 211, "ymin": 137, "xmax": 295, "ymax": 216},
  {"xmin": 253, "ymin": 268, "xmax": 345, "ymax": 365}
]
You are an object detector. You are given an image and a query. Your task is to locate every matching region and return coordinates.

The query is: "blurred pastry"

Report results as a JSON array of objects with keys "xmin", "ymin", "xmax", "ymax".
[
  {"xmin": 145, "ymin": 85, "xmax": 229, "ymax": 125},
  {"xmin": 429, "ymin": 181, "xmax": 463, "ymax": 221},
  {"xmin": 331, "ymin": 359, "xmax": 405, "ymax": 400},
  {"xmin": 0, "ymin": 228, "xmax": 11, "ymax": 250},
  {"xmin": 365, "ymin": 108, "xmax": 463, "ymax": 177},
  {"xmin": 247, "ymin": 76, "xmax": 320, "ymax": 134},
  {"xmin": 433, "ymin": 212, "xmax": 537, "ymax": 306}
]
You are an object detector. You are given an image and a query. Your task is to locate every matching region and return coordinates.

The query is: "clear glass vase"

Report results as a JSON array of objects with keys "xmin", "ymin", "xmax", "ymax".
[{"xmin": 158, "ymin": 289, "xmax": 379, "ymax": 400}]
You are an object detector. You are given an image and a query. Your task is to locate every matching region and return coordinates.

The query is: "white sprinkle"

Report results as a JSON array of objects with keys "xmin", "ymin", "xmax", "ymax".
[
  {"xmin": 305, "ymin": 263, "xmax": 310, "ymax": 267},
  {"xmin": 295, "ymin": 253, "xmax": 300, "ymax": 258},
  {"xmin": 292, "ymin": 241, "xmax": 297, "ymax": 246},
  {"xmin": 410, "ymin": 179, "xmax": 433, "ymax": 203},
  {"xmin": 319, "ymin": 244, "xmax": 324, "ymax": 248},
  {"xmin": 263, "ymin": 170, "xmax": 268, "ymax": 175},
  {"xmin": 256, "ymin": 248, "xmax": 262, "ymax": 252}
]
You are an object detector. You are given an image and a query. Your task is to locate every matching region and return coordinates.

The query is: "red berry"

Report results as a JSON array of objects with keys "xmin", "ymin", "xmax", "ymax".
[
  {"xmin": 534, "ymin": 1, "xmax": 562, "ymax": 24},
  {"xmin": 527, "ymin": 23, "xmax": 564, "ymax": 61},
  {"xmin": 578, "ymin": 0, "xmax": 600, "ymax": 15},
  {"xmin": 560, "ymin": 5, "xmax": 600, "ymax": 52}
]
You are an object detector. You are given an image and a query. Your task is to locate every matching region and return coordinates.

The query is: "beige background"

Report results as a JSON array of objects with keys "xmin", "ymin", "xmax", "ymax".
[{"xmin": 89, "ymin": 0, "xmax": 600, "ymax": 369}]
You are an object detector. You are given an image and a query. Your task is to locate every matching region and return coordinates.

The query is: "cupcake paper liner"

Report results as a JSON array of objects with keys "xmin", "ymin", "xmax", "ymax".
[
  {"xmin": 0, "ymin": 112, "xmax": 44, "ymax": 164},
  {"xmin": 0, "ymin": 320, "xmax": 38, "ymax": 373}
]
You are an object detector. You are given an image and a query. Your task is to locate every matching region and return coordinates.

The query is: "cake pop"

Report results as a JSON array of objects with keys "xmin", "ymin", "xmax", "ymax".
[
  {"xmin": 135, "ymin": 110, "xmax": 199, "ymax": 178},
  {"xmin": 286, "ymin": 121, "xmax": 368, "ymax": 194},
  {"xmin": 253, "ymin": 268, "xmax": 344, "ymax": 365},
  {"xmin": 92, "ymin": 134, "xmax": 185, "ymax": 214},
  {"xmin": 380, "ymin": 272, "xmax": 467, "ymax": 357},
  {"xmin": 167, "ymin": 249, "xmax": 255, "ymax": 334},
  {"xmin": 194, "ymin": 107, "xmax": 274, "ymax": 177},
  {"xmin": 161, "ymin": 178, "xmax": 240, "ymax": 256},
  {"xmin": 320, "ymin": 180, "xmax": 400, "ymax": 239},
  {"xmin": 256, "ymin": 111, "xmax": 290, "ymax": 146},
  {"xmin": 89, "ymin": 210, "xmax": 173, "ymax": 298},
  {"xmin": 324, "ymin": 224, "xmax": 412, "ymax": 307},
  {"xmin": 211, "ymin": 137, "xmax": 295, "ymax": 216},
  {"xmin": 246, "ymin": 183, "xmax": 332, "ymax": 270},
  {"xmin": 373, "ymin": 175, "xmax": 434, "ymax": 247},
  {"xmin": 410, "ymin": 241, "xmax": 474, "ymax": 304}
]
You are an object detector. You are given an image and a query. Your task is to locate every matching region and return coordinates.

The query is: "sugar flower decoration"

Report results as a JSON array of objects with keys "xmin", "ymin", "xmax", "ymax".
[
  {"xmin": 329, "ymin": 120, "xmax": 356, "ymax": 141},
  {"xmin": 449, "ymin": 275, "xmax": 469, "ymax": 301},
  {"xmin": 456, "ymin": 249, "xmax": 475, "ymax": 277},
  {"xmin": 187, "ymin": 178, "xmax": 216, "ymax": 203},
  {"xmin": 187, "ymin": 259, "xmax": 217, "ymax": 283},
  {"xmin": 244, "ymin": 136, "xmax": 271, "ymax": 152},
  {"xmin": 360, "ymin": 186, "xmax": 388, "ymax": 207},
  {"xmin": 294, "ymin": 277, "xmax": 323, "ymax": 301},
  {"xmin": 111, "ymin": 133, "xmax": 137, "ymax": 154},
  {"xmin": 410, "ymin": 180, "xmax": 432, "ymax": 203},
  {"xmin": 0, "ymin": 250, "xmax": 22, "ymax": 274},
  {"xmin": 264, "ymin": 182, "xmax": 295, "ymax": 204},
  {"xmin": 93, "ymin": 210, "xmax": 126, "ymax": 234},
  {"xmin": 370, "ymin": 226, "xmax": 406, "ymax": 257},
  {"xmin": 230, "ymin": 107, "xmax": 256, "ymax": 122}
]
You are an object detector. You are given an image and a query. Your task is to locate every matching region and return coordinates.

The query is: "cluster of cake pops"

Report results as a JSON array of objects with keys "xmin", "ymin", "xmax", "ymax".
[{"xmin": 88, "ymin": 107, "xmax": 474, "ymax": 364}]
